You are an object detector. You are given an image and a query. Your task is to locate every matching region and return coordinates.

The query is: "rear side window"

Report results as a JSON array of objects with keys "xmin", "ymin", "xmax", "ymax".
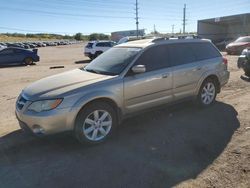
[
  {"xmin": 96, "ymin": 42, "xmax": 109, "ymax": 47},
  {"xmin": 86, "ymin": 43, "xmax": 94, "ymax": 48},
  {"xmin": 168, "ymin": 43, "xmax": 196, "ymax": 66},
  {"xmin": 14, "ymin": 49, "xmax": 22, "ymax": 53},
  {"xmin": 135, "ymin": 45, "xmax": 170, "ymax": 72},
  {"xmin": 105, "ymin": 42, "xmax": 112, "ymax": 47},
  {"xmin": 96, "ymin": 42, "xmax": 103, "ymax": 47},
  {"xmin": 190, "ymin": 42, "xmax": 221, "ymax": 61}
]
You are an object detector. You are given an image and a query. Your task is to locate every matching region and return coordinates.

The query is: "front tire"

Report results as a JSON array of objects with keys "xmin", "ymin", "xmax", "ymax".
[
  {"xmin": 197, "ymin": 78, "xmax": 217, "ymax": 107},
  {"xmin": 74, "ymin": 102, "xmax": 117, "ymax": 144}
]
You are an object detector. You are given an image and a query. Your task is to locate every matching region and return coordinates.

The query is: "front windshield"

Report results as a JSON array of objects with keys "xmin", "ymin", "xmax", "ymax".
[
  {"xmin": 235, "ymin": 37, "xmax": 250, "ymax": 43},
  {"xmin": 84, "ymin": 47, "xmax": 141, "ymax": 75}
]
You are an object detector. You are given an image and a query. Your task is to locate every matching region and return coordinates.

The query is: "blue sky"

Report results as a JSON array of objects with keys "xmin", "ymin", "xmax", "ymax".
[{"xmin": 0, "ymin": 0, "xmax": 249, "ymax": 35}]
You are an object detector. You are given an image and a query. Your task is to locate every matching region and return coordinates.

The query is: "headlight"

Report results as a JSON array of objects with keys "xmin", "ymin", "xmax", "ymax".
[{"xmin": 28, "ymin": 99, "xmax": 63, "ymax": 113}]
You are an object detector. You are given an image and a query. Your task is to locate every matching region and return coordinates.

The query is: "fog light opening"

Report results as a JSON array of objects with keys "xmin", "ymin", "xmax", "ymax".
[{"xmin": 32, "ymin": 125, "xmax": 45, "ymax": 134}]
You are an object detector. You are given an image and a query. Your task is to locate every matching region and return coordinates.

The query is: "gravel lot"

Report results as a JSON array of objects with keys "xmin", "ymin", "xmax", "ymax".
[{"xmin": 0, "ymin": 44, "xmax": 249, "ymax": 188}]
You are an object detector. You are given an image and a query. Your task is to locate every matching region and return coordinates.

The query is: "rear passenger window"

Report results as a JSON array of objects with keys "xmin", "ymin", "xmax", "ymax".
[
  {"xmin": 135, "ymin": 45, "xmax": 170, "ymax": 72},
  {"xmin": 105, "ymin": 42, "xmax": 112, "ymax": 47},
  {"xmin": 96, "ymin": 42, "xmax": 105, "ymax": 47},
  {"xmin": 190, "ymin": 43, "xmax": 221, "ymax": 61},
  {"xmin": 168, "ymin": 44, "xmax": 196, "ymax": 66}
]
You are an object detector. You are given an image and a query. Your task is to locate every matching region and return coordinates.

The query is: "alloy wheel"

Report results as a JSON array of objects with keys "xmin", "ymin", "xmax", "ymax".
[
  {"xmin": 83, "ymin": 110, "xmax": 112, "ymax": 141},
  {"xmin": 201, "ymin": 82, "xmax": 216, "ymax": 105}
]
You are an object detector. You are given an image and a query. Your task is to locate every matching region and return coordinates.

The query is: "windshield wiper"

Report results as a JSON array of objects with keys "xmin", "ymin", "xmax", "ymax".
[
  {"xmin": 84, "ymin": 68, "xmax": 116, "ymax": 76},
  {"xmin": 84, "ymin": 68, "xmax": 101, "ymax": 74}
]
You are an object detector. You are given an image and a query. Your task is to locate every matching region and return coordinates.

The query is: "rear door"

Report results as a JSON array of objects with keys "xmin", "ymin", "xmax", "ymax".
[
  {"xmin": 95, "ymin": 42, "xmax": 110, "ymax": 52},
  {"xmin": 168, "ymin": 43, "xmax": 204, "ymax": 100},
  {"xmin": 123, "ymin": 45, "xmax": 173, "ymax": 113}
]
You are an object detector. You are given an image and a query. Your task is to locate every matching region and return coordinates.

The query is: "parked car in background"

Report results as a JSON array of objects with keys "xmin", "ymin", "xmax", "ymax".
[
  {"xmin": 226, "ymin": 36, "xmax": 250, "ymax": 55},
  {"xmin": 16, "ymin": 38, "xmax": 229, "ymax": 144},
  {"xmin": 0, "ymin": 45, "xmax": 6, "ymax": 50},
  {"xmin": 0, "ymin": 47, "xmax": 40, "ymax": 66},
  {"xmin": 214, "ymin": 38, "xmax": 234, "ymax": 51},
  {"xmin": 7, "ymin": 43, "xmax": 24, "ymax": 48},
  {"xmin": 117, "ymin": 36, "xmax": 141, "ymax": 44},
  {"xmin": 238, "ymin": 48, "xmax": 250, "ymax": 77},
  {"xmin": 84, "ymin": 40, "xmax": 116, "ymax": 60}
]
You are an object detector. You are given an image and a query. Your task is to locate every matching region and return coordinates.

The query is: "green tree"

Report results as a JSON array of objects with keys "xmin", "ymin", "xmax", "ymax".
[
  {"xmin": 74, "ymin": 33, "xmax": 83, "ymax": 41},
  {"xmin": 89, "ymin": 33, "xmax": 110, "ymax": 41}
]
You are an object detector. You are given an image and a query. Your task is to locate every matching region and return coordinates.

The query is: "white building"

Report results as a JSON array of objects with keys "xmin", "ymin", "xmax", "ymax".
[
  {"xmin": 198, "ymin": 13, "xmax": 250, "ymax": 41},
  {"xmin": 111, "ymin": 29, "xmax": 145, "ymax": 42}
]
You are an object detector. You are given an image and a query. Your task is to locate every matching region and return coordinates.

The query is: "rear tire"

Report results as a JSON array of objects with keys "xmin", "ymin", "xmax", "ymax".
[
  {"xmin": 95, "ymin": 51, "xmax": 103, "ymax": 58},
  {"xmin": 24, "ymin": 57, "xmax": 34, "ymax": 65},
  {"xmin": 74, "ymin": 102, "xmax": 117, "ymax": 144},
  {"xmin": 197, "ymin": 78, "xmax": 217, "ymax": 107},
  {"xmin": 245, "ymin": 71, "xmax": 250, "ymax": 77}
]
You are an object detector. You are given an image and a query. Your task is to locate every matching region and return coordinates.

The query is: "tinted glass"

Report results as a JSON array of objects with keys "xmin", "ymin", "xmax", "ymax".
[
  {"xmin": 84, "ymin": 47, "xmax": 141, "ymax": 75},
  {"xmin": 86, "ymin": 43, "xmax": 94, "ymax": 48},
  {"xmin": 106, "ymin": 42, "xmax": 112, "ymax": 47},
  {"xmin": 96, "ymin": 42, "xmax": 105, "ymax": 47},
  {"xmin": 0, "ymin": 49, "xmax": 14, "ymax": 55},
  {"xmin": 14, "ymin": 49, "xmax": 22, "ymax": 53},
  {"xmin": 135, "ymin": 45, "xmax": 170, "ymax": 72},
  {"xmin": 190, "ymin": 42, "xmax": 221, "ymax": 60},
  {"xmin": 168, "ymin": 43, "xmax": 196, "ymax": 66}
]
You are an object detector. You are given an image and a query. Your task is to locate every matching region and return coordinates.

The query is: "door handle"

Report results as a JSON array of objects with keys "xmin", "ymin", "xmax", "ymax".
[
  {"xmin": 162, "ymin": 73, "xmax": 169, "ymax": 78},
  {"xmin": 193, "ymin": 67, "xmax": 202, "ymax": 71}
]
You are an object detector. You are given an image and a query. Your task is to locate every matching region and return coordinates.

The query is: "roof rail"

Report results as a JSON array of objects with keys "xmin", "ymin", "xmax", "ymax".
[{"xmin": 151, "ymin": 37, "xmax": 169, "ymax": 42}]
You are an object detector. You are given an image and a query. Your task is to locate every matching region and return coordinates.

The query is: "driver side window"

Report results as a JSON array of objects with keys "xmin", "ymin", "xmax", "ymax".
[
  {"xmin": 0, "ymin": 49, "xmax": 13, "ymax": 55},
  {"xmin": 134, "ymin": 45, "xmax": 170, "ymax": 72}
]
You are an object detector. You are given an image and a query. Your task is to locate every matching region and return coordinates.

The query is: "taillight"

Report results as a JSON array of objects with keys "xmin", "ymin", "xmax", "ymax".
[{"xmin": 223, "ymin": 57, "xmax": 228, "ymax": 65}]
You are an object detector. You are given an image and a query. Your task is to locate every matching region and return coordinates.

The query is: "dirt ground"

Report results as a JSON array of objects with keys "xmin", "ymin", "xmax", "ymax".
[{"xmin": 0, "ymin": 44, "xmax": 249, "ymax": 188}]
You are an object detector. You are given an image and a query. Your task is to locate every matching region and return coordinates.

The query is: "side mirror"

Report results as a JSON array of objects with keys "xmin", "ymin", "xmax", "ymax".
[{"xmin": 131, "ymin": 65, "xmax": 146, "ymax": 74}]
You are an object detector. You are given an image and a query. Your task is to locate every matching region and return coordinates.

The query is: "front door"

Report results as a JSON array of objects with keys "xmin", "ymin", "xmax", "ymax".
[
  {"xmin": 0, "ymin": 48, "xmax": 16, "ymax": 65},
  {"xmin": 123, "ymin": 45, "xmax": 173, "ymax": 114}
]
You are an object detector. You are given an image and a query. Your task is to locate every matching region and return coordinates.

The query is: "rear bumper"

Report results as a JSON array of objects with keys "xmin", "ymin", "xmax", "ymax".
[
  {"xmin": 220, "ymin": 70, "xmax": 230, "ymax": 87},
  {"xmin": 33, "ymin": 56, "xmax": 40, "ymax": 62}
]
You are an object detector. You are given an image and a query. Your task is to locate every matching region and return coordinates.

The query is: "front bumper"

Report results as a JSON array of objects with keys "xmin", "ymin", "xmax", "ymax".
[{"xmin": 15, "ymin": 106, "xmax": 76, "ymax": 135}]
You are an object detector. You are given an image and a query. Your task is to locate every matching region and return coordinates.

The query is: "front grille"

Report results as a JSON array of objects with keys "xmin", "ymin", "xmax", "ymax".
[{"xmin": 17, "ymin": 96, "xmax": 27, "ymax": 110}]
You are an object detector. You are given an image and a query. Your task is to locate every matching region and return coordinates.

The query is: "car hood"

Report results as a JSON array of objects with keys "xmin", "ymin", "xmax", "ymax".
[
  {"xmin": 23, "ymin": 69, "xmax": 114, "ymax": 99},
  {"xmin": 227, "ymin": 42, "xmax": 249, "ymax": 48}
]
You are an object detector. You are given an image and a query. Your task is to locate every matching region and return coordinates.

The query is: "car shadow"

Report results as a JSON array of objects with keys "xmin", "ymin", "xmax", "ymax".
[
  {"xmin": 0, "ymin": 101, "xmax": 239, "ymax": 188},
  {"xmin": 74, "ymin": 60, "xmax": 91, "ymax": 64},
  {"xmin": 0, "ymin": 63, "xmax": 36, "ymax": 68}
]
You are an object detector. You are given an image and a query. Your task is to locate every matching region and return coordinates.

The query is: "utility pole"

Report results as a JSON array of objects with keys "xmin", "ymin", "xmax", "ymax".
[
  {"xmin": 154, "ymin": 24, "xmax": 156, "ymax": 34},
  {"xmin": 183, "ymin": 4, "xmax": 187, "ymax": 34},
  {"xmin": 135, "ymin": 0, "xmax": 139, "ymax": 38},
  {"xmin": 172, "ymin": 24, "xmax": 175, "ymax": 35}
]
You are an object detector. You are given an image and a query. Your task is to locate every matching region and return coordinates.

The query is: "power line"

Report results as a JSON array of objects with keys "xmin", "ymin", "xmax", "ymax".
[
  {"xmin": 38, "ymin": 0, "xmax": 134, "ymax": 7},
  {"xmin": 0, "ymin": 26, "xmax": 113, "ymax": 35},
  {"xmin": 0, "ymin": 6, "xmax": 133, "ymax": 19}
]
